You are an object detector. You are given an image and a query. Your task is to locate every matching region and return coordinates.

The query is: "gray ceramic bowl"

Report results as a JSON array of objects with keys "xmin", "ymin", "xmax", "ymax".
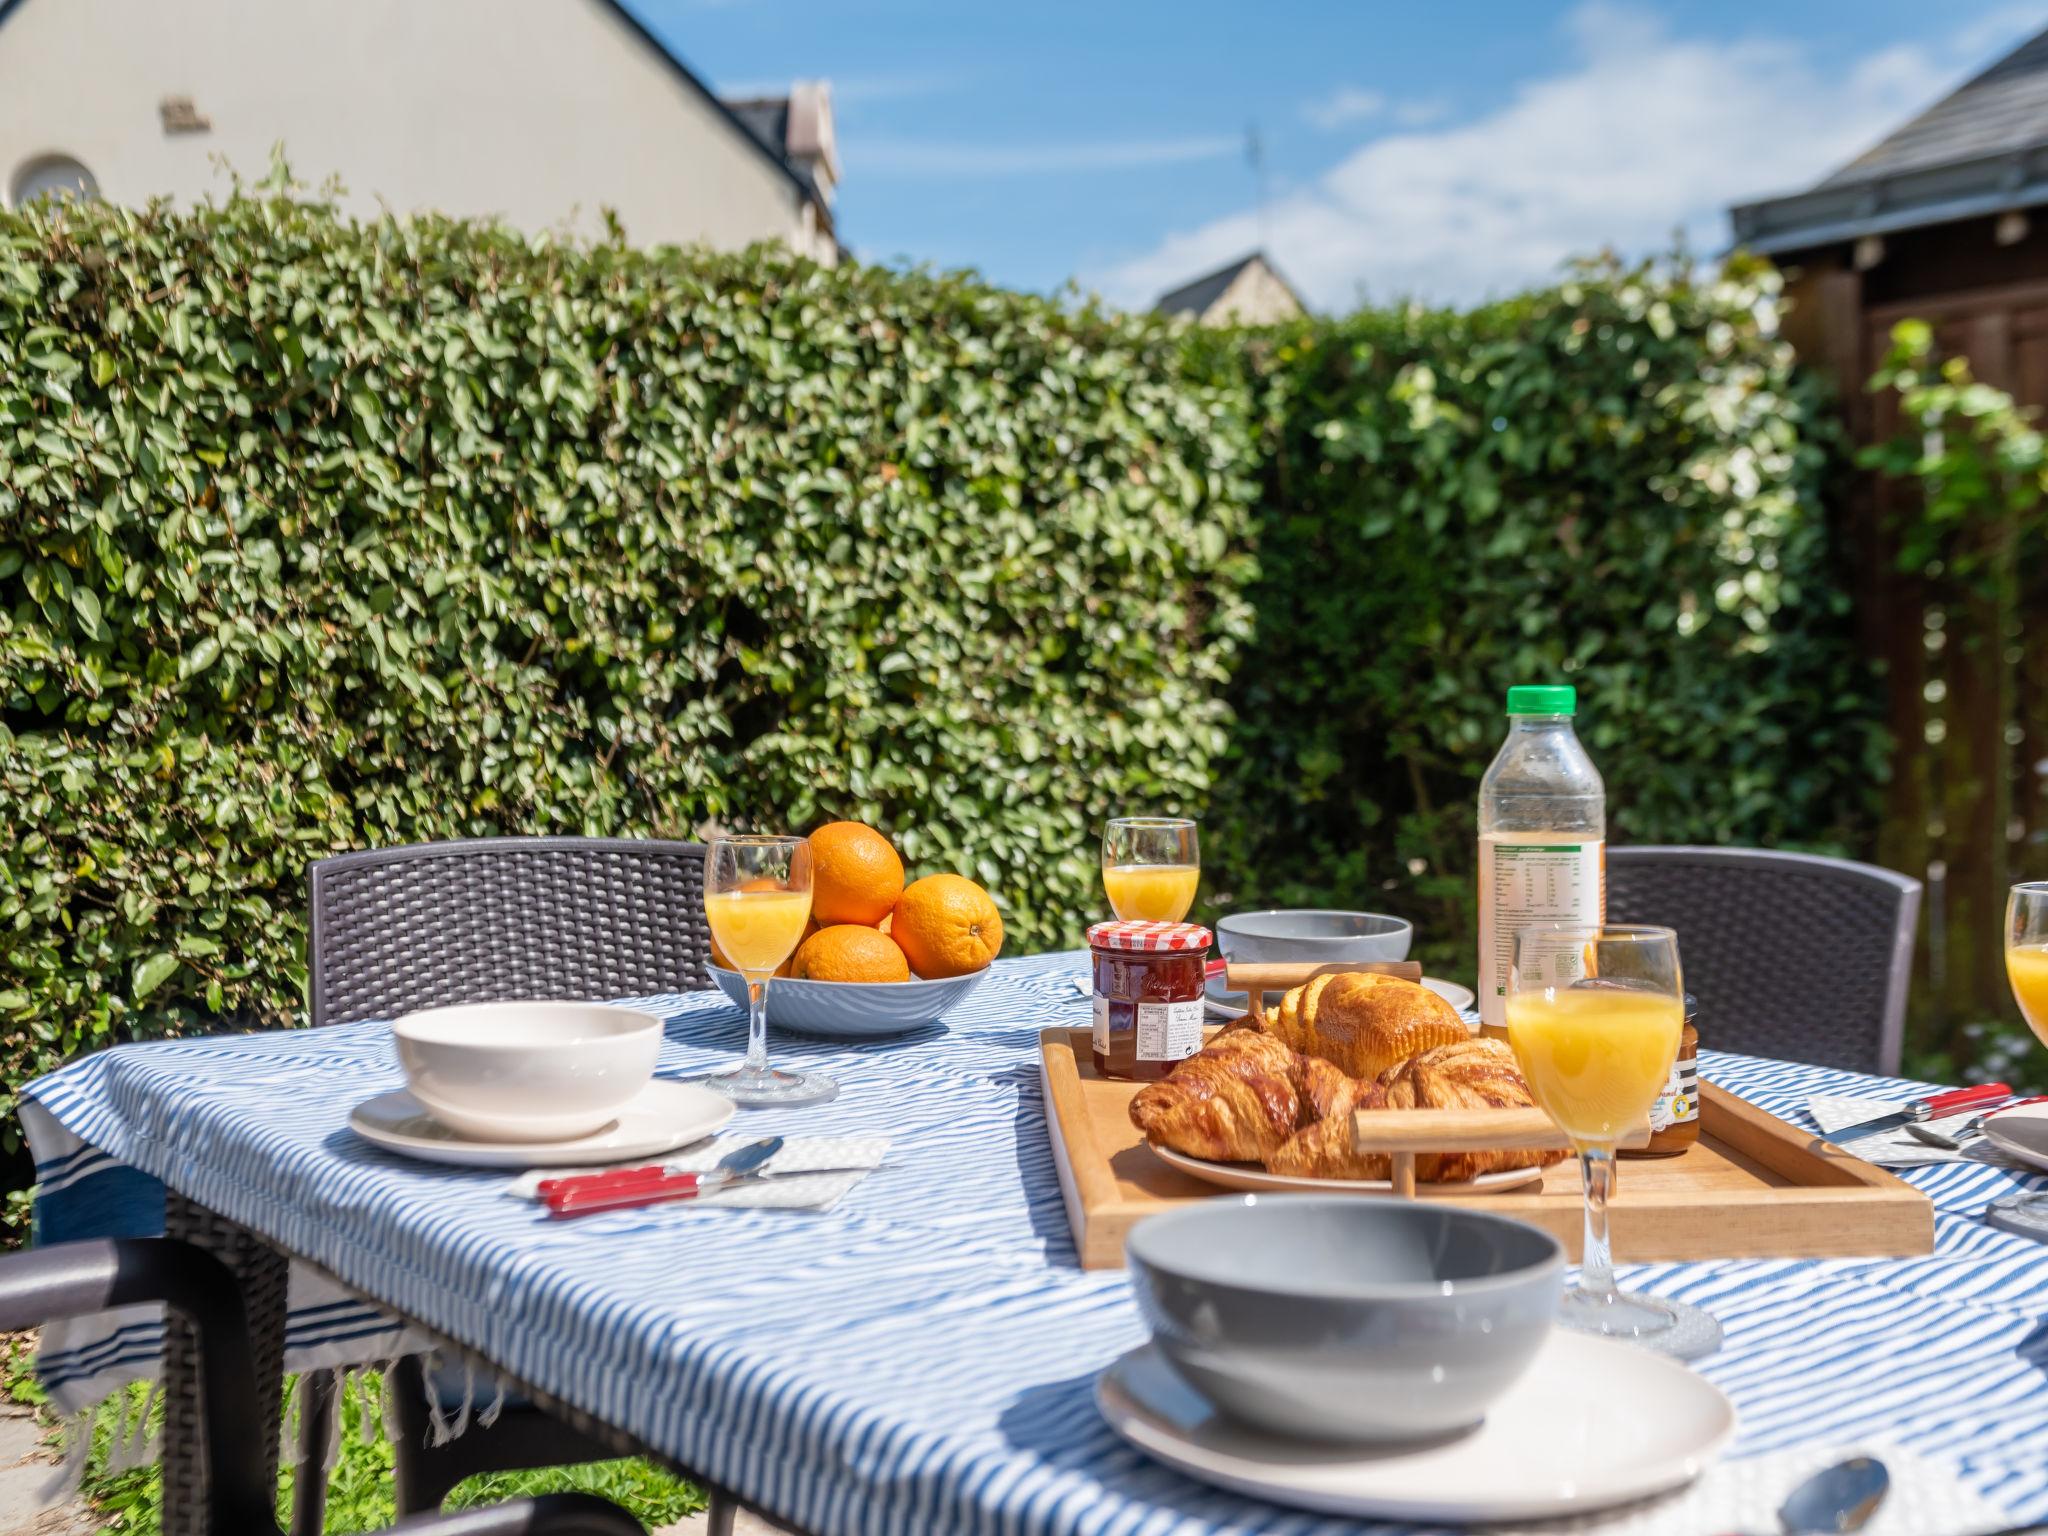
[
  {"xmin": 709, "ymin": 965, "xmax": 985, "ymax": 1039},
  {"xmin": 1211, "ymin": 909, "xmax": 1415, "ymax": 1007},
  {"xmin": 1125, "ymin": 1195, "xmax": 1563, "ymax": 1443}
]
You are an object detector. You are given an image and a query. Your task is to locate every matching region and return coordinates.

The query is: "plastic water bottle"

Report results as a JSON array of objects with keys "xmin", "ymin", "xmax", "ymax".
[{"xmin": 1477, "ymin": 685, "xmax": 1606, "ymax": 1037}]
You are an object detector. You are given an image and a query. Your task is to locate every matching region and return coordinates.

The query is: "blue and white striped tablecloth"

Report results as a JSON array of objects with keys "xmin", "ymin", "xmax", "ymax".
[{"xmin": 24, "ymin": 951, "xmax": 2048, "ymax": 1533}]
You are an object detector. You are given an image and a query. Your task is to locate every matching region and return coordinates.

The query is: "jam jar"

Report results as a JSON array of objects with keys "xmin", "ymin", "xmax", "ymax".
[{"xmin": 1088, "ymin": 920, "xmax": 1212, "ymax": 1081}]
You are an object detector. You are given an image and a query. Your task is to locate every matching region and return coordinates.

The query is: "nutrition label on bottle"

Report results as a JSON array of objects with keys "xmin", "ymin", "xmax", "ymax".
[
  {"xmin": 1136, "ymin": 1000, "xmax": 1204, "ymax": 1063},
  {"xmin": 1478, "ymin": 835, "xmax": 1605, "ymax": 1029}
]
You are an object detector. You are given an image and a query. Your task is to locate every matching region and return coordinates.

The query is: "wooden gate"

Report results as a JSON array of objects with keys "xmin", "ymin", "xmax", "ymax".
[{"xmin": 1855, "ymin": 282, "xmax": 2048, "ymax": 1058}]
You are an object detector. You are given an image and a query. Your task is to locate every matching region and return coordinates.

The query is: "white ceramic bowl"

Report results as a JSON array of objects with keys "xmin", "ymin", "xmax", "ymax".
[
  {"xmin": 389, "ymin": 1001, "xmax": 662, "ymax": 1143},
  {"xmin": 709, "ymin": 966, "xmax": 986, "ymax": 1039}
]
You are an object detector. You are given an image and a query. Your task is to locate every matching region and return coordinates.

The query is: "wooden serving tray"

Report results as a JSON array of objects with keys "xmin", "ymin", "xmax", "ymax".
[{"xmin": 1038, "ymin": 1027, "xmax": 1934, "ymax": 1271}]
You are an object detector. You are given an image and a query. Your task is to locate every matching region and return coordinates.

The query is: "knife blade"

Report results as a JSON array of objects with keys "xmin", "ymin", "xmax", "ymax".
[
  {"xmin": 545, "ymin": 1164, "xmax": 884, "ymax": 1216},
  {"xmin": 1819, "ymin": 1083, "xmax": 2013, "ymax": 1145}
]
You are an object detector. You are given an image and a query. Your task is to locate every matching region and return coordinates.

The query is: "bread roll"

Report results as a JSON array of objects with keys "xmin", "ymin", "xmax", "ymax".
[{"xmin": 1268, "ymin": 972, "xmax": 1467, "ymax": 1080}]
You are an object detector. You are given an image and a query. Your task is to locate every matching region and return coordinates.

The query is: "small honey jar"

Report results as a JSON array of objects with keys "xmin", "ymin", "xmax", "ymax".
[{"xmin": 1624, "ymin": 992, "xmax": 1700, "ymax": 1159}]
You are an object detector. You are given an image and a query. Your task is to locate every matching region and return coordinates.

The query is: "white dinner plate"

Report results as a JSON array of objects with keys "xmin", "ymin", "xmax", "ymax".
[
  {"xmin": 1149, "ymin": 1144, "xmax": 1548, "ymax": 1196},
  {"xmin": 1097, "ymin": 1330, "xmax": 1734, "ymax": 1522},
  {"xmin": 1203, "ymin": 976, "xmax": 1477, "ymax": 1018},
  {"xmin": 349, "ymin": 1080, "xmax": 734, "ymax": 1169},
  {"xmin": 1979, "ymin": 1102, "xmax": 2048, "ymax": 1174}
]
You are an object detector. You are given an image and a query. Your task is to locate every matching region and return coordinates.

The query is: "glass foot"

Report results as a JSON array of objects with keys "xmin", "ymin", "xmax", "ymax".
[
  {"xmin": 699, "ymin": 1065, "xmax": 839, "ymax": 1108},
  {"xmin": 1558, "ymin": 1286, "xmax": 1678, "ymax": 1339},
  {"xmin": 1558, "ymin": 1288, "xmax": 1722, "ymax": 1360}
]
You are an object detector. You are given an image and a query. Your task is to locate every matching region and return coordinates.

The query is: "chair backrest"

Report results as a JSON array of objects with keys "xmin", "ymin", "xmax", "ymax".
[
  {"xmin": 308, "ymin": 837, "xmax": 712, "ymax": 1027},
  {"xmin": 1605, "ymin": 846, "xmax": 1920, "ymax": 1075}
]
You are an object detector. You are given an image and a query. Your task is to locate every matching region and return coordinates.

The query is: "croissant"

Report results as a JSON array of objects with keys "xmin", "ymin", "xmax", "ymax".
[
  {"xmin": 1270, "ymin": 1039, "xmax": 1566, "ymax": 1183},
  {"xmin": 1267, "ymin": 1077, "xmax": 1389, "ymax": 1179},
  {"xmin": 1128, "ymin": 1029, "xmax": 1303, "ymax": 1163},
  {"xmin": 1378, "ymin": 1038, "xmax": 1569, "ymax": 1182},
  {"xmin": 1267, "ymin": 972, "xmax": 1468, "ymax": 1081}
]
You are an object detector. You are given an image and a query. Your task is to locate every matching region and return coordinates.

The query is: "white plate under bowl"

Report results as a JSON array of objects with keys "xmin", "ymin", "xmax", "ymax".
[
  {"xmin": 709, "ymin": 965, "xmax": 985, "ymax": 1039},
  {"xmin": 1098, "ymin": 1330, "xmax": 1734, "ymax": 1522},
  {"xmin": 1204, "ymin": 976, "xmax": 1476, "ymax": 1017},
  {"xmin": 1150, "ymin": 1144, "xmax": 1548, "ymax": 1196},
  {"xmin": 1979, "ymin": 1103, "xmax": 2048, "ymax": 1174},
  {"xmin": 349, "ymin": 1079, "xmax": 734, "ymax": 1169}
]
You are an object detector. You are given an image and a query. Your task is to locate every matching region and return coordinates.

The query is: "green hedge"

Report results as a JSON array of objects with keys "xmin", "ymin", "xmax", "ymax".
[
  {"xmin": 1, "ymin": 187, "xmax": 1888, "ymax": 1126},
  {"xmin": 0, "ymin": 185, "xmax": 1261, "ymax": 1128},
  {"xmin": 1206, "ymin": 255, "xmax": 1887, "ymax": 978}
]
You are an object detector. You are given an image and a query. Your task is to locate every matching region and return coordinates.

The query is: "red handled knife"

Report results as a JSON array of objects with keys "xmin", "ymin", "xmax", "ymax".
[{"xmin": 1818, "ymin": 1083, "xmax": 2013, "ymax": 1145}]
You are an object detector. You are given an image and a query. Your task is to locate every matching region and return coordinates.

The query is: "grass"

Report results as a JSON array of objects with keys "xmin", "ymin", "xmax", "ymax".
[{"xmin": 3, "ymin": 1360, "xmax": 703, "ymax": 1534}]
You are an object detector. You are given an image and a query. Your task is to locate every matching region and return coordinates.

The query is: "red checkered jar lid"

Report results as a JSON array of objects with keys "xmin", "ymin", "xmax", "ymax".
[{"xmin": 1086, "ymin": 919, "xmax": 1213, "ymax": 952}]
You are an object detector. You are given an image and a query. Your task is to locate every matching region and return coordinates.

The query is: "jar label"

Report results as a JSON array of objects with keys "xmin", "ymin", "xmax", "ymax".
[
  {"xmin": 1137, "ymin": 999, "xmax": 1204, "ymax": 1062},
  {"xmin": 1648, "ymin": 1053, "xmax": 1700, "ymax": 1132},
  {"xmin": 1092, "ymin": 994, "xmax": 1110, "ymax": 1057}
]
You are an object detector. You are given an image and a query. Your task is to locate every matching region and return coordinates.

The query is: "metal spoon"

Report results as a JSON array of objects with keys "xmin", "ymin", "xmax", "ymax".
[
  {"xmin": 1779, "ymin": 1455, "xmax": 1890, "ymax": 1534},
  {"xmin": 716, "ymin": 1136, "xmax": 784, "ymax": 1175},
  {"xmin": 1905, "ymin": 1120, "xmax": 1971, "ymax": 1150}
]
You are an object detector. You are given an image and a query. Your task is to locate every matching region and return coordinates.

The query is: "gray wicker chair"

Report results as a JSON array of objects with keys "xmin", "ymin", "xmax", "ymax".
[
  {"xmin": 301, "ymin": 837, "xmax": 717, "ymax": 1528},
  {"xmin": 1605, "ymin": 846, "xmax": 1920, "ymax": 1076},
  {"xmin": 0, "ymin": 1237, "xmax": 646, "ymax": 1536}
]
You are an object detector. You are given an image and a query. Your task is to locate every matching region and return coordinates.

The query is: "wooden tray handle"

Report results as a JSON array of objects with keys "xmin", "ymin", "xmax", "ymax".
[{"xmin": 1352, "ymin": 1107, "xmax": 1649, "ymax": 1196}]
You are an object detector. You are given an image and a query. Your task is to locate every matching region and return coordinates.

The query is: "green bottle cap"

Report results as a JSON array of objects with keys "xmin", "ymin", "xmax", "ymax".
[{"xmin": 1506, "ymin": 685, "xmax": 1576, "ymax": 716}]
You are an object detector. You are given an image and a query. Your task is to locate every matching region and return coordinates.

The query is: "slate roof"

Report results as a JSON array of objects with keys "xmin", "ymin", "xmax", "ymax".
[
  {"xmin": 1729, "ymin": 25, "xmax": 2048, "ymax": 255},
  {"xmin": 1155, "ymin": 254, "xmax": 1257, "ymax": 317},
  {"xmin": 1154, "ymin": 251, "xmax": 1303, "ymax": 317},
  {"xmin": 1825, "ymin": 27, "xmax": 2048, "ymax": 186}
]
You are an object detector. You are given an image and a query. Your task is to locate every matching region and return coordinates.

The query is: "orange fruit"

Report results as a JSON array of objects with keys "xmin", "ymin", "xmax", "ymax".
[
  {"xmin": 790, "ymin": 924, "xmax": 912, "ymax": 983},
  {"xmin": 806, "ymin": 821, "xmax": 905, "ymax": 927},
  {"xmin": 891, "ymin": 874, "xmax": 1003, "ymax": 978},
  {"xmin": 711, "ymin": 918, "xmax": 815, "ymax": 979}
]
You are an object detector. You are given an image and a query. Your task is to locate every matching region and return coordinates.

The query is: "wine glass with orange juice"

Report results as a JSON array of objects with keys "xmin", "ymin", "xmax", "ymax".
[
  {"xmin": 1102, "ymin": 818, "xmax": 1199, "ymax": 922},
  {"xmin": 1507, "ymin": 923, "xmax": 1685, "ymax": 1340},
  {"xmin": 2005, "ymin": 882, "xmax": 2048, "ymax": 1209},
  {"xmin": 701, "ymin": 835, "xmax": 836, "ymax": 1107}
]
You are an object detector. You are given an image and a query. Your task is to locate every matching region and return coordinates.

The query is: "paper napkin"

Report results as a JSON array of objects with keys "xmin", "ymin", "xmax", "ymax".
[
  {"xmin": 1805, "ymin": 1093, "xmax": 2026, "ymax": 1170},
  {"xmin": 1496, "ymin": 1442, "xmax": 2010, "ymax": 1536},
  {"xmin": 510, "ymin": 1135, "xmax": 890, "ymax": 1213}
]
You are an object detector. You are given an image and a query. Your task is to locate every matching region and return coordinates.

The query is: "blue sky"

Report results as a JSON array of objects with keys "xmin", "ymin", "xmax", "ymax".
[{"xmin": 626, "ymin": 0, "xmax": 2048, "ymax": 310}]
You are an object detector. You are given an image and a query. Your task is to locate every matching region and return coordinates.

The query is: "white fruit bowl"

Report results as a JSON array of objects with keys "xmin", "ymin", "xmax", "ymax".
[{"xmin": 708, "ymin": 966, "xmax": 987, "ymax": 1039}]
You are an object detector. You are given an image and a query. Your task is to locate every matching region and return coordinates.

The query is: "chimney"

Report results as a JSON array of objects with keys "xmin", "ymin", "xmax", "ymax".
[{"xmin": 785, "ymin": 80, "xmax": 839, "ymax": 207}]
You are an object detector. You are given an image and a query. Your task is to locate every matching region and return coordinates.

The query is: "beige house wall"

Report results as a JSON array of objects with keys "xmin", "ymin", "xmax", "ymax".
[
  {"xmin": 1204, "ymin": 262, "xmax": 1304, "ymax": 325},
  {"xmin": 0, "ymin": 0, "xmax": 833, "ymax": 261}
]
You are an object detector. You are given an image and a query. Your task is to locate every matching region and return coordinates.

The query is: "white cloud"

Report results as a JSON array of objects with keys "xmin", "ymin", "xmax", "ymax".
[
  {"xmin": 1087, "ymin": 2, "xmax": 2023, "ymax": 311},
  {"xmin": 1954, "ymin": 2, "xmax": 2048, "ymax": 62},
  {"xmin": 1391, "ymin": 98, "xmax": 1452, "ymax": 128},
  {"xmin": 1305, "ymin": 87, "xmax": 1386, "ymax": 129},
  {"xmin": 858, "ymin": 135, "xmax": 1240, "ymax": 178}
]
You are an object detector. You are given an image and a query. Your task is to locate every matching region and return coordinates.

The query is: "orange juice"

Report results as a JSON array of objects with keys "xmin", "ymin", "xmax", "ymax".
[
  {"xmin": 1506, "ymin": 987, "xmax": 1682, "ymax": 1144},
  {"xmin": 2007, "ymin": 942, "xmax": 2048, "ymax": 1046},
  {"xmin": 705, "ymin": 888, "xmax": 813, "ymax": 976},
  {"xmin": 1102, "ymin": 863, "xmax": 1199, "ymax": 922}
]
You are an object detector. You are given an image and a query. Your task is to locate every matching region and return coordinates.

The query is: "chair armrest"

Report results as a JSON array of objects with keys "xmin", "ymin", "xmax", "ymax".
[
  {"xmin": 380, "ymin": 1493, "xmax": 647, "ymax": 1536},
  {"xmin": 0, "ymin": 1239, "xmax": 275, "ymax": 1529}
]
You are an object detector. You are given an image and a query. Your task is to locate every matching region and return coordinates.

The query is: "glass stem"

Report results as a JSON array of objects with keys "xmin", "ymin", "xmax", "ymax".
[
  {"xmin": 744, "ymin": 975, "xmax": 771, "ymax": 1076},
  {"xmin": 1577, "ymin": 1143, "xmax": 1618, "ymax": 1303}
]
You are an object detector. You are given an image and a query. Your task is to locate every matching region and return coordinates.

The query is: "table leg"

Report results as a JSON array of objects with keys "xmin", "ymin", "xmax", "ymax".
[
  {"xmin": 292, "ymin": 1369, "xmax": 341, "ymax": 1536},
  {"xmin": 161, "ymin": 1193, "xmax": 289, "ymax": 1536}
]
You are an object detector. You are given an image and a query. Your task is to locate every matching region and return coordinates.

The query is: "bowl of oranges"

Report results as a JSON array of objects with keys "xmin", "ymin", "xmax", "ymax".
[{"xmin": 707, "ymin": 821, "xmax": 1003, "ymax": 1039}]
